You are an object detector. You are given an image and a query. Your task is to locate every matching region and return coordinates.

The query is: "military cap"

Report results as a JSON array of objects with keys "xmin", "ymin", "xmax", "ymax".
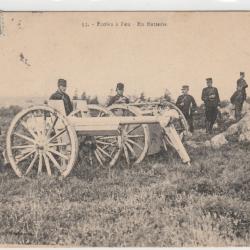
[
  {"xmin": 240, "ymin": 72, "xmax": 245, "ymax": 76},
  {"xmin": 181, "ymin": 85, "xmax": 189, "ymax": 90},
  {"xmin": 206, "ymin": 78, "xmax": 212, "ymax": 82},
  {"xmin": 116, "ymin": 82, "xmax": 124, "ymax": 90},
  {"xmin": 58, "ymin": 78, "xmax": 67, "ymax": 87}
]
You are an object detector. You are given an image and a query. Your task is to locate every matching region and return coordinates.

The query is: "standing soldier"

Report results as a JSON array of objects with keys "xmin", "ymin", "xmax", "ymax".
[
  {"xmin": 49, "ymin": 78, "xmax": 73, "ymax": 115},
  {"xmin": 107, "ymin": 82, "xmax": 129, "ymax": 106},
  {"xmin": 176, "ymin": 85, "xmax": 197, "ymax": 133},
  {"xmin": 237, "ymin": 72, "xmax": 248, "ymax": 101},
  {"xmin": 232, "ymin": 72, "xmax": 249, "ymax": 120},
  {"xmin": 201, "ymin": 78, "xmax": 221, "ymax": 134},
  {"xmin": 230, "ymin": 85, "xmax": 245, "ymax": 121}
]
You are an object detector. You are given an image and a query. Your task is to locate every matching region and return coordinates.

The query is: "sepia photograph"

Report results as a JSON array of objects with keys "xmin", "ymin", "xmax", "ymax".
[{"xmin": 0, "ymin": 10, "xmax": 250, "ymax": 247}]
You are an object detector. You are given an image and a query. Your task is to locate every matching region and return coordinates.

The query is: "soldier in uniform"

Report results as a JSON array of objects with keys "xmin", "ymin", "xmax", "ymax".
[
  {"xmin": 107, "ymin": 82, "xmax": 129, "ymax": 106},
  {"xmin": 233, "ymin": 72, "xmax": 248, "ymax": 120},
  {"xmin": 176, "ymin": 85, "xmax": 197, "ymax": 133},
  {"xmin": 49, "ymin": 79, "xmax": 73, "ymax": 115},
  {"xmin": 231, "ymin": 85, "xmax": 245, "ymax": 121},
  {"xmin": 237, "ymin": 72, "xmax": 248, "ymax": 100},
  {"xmin": 201, "ymin": 78, "xmax": 221, "ymax": 134}
]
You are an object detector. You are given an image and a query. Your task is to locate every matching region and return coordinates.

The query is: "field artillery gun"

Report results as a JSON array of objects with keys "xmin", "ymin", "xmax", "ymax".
[{"xmin": 6, "ymin": 100, "xmax": 191, "ymax": 178}]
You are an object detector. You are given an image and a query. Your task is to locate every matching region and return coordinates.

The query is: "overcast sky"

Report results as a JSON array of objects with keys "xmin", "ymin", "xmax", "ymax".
[{"xmin": 1, "ymin": 11, "xmax": 250, "ymax": 104}]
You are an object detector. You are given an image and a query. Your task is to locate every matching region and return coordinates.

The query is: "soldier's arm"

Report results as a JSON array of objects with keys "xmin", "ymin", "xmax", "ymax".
[
  {"xmin": 191, "ymin": 96, "xmax": 197, "ymax": 110},
  {"xmin": 68, "ymin": 96, "xmax": 73, "ymax": 113},
  {"xmin": 125, "ymin": 97, "xmax": 130, "ymax": 104},
  {"xmin": 201, "ymin": 89, "xmax": 206, "ymax": 102},
  {"xmin": 215, "ymin": 88, "xmax": 221, "ymax": 106},
  {"xmin": 176, "ymin": 96, "xmax": 182, "ymax": 106},
  {"xmin": 176, "ymin": 96, "xmax": 183, "ymax": 110},
  {"xmin": 49, "ymin": 93, "xmax": 60, "ymax": 100},
  {"xmin": 230, "ymin": 91, "xmax": 237, "ymax": 104},
  {"xmin": 243, "ymin": 80, "xmax": 248, "ymax": 89}
]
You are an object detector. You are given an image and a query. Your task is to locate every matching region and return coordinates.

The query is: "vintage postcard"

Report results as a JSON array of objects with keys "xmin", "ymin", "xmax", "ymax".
[{"xmin": 0, "ymin": 11, "xmax": 250, "ymax": 247}]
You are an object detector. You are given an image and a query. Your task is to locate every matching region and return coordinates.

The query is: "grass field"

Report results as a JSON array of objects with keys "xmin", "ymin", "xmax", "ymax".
[{"xmin": 0, "ymin": 106, "xmax": 250, "ymax": 246}]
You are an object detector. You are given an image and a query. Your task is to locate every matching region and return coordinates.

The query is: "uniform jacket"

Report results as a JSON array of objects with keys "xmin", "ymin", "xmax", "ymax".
[
  {"xmin": 237, "ymin": 78, "xmax": 248, "ymax": 100},
  {"xmin": 107, "ymin": 94, "xmax": 129, "ymax": 106},
  {"xmin": 49, "ymin": 90, "xmax": 73, "ymax": 115},
  {"xmin": 201, "ymin": 87, "xmax": 221, "ymax": 107},
  {"xmin": 176, "ymin": 94, "xmax": 197, "ymax": 115}
]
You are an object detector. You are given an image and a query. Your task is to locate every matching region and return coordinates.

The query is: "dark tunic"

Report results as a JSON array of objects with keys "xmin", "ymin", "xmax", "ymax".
[
  {"xmin": 231, "ymin": 89, "xmax": 245, "ymax": 121},
  {"xmin": 176, "ymin": 94, "xmax": 197, "ymax": 132},
  {"xmin": 176, "ymin": 94, "xmax": 197, "ymax": 116},
  {"xmin": 201, "ymin": 87, "xmax": 220, "ymax": 107},
  {"xmin": 107, "ymin": 94, "xmax": 129, "ymax": 106},
  {"xmin": 237, "ymin": 78, "xmax": 248, "ymax": 100},
  {"xmin": 49, "ymin": 90, "xmax": 73, "ymax": 115},
  {"xmin": 201, "ymin": 87, "xmax": 221, "ymax": 132}
]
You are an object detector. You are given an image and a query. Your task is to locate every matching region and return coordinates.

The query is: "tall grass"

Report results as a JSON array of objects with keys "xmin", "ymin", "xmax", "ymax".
[{"xmin": 0, "ymin": 106, "xmax": 249, "ymax": 246}]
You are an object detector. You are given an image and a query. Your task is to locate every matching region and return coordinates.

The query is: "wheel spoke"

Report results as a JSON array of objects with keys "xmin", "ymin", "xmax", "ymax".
[
  {"xmin": 127, "ymin": 138, "xmax": 143, "ymax": 151},
  {"xmin": 109, "ymin": 147, "xmax": 116, "ymax": 157},
  {"xmin": 49, "ymin": 148, "xmax": 69, "ymax": 160},
  {"xmin": 123, "ymin": 145, "xmax": 130, "ymax": 165},
  {"xmin": 97, "ymin": 146, "xmax": 112, "ymax": 159},
  {"xmin": 43, "ymin": 153, "xmax": 51, "ymax": 176},
  {"xmin": 49, "ymin": 129, "xmax": 67, "ymax": 143},
  {"xmin": 102, "ymin": 144, "xmax": 111, "ymax": 150},
  {"xmin": 123, "ymin": 124, "xmax": 129, "ymax": 131},
  {"xmin": 96, "ymin": 148, "xmax": 106, "ymax": 161},
  {"xmin": 46, "ymin": 116, "xmax": 58, "ymax": 137},
  {"xmin": 48, "ymin": 142, "xmax": 70, "ymax": 147},
  {"xmin": 46, "ymin": 151, "xmax": 62, "ymax": 172},
  {"xmin": 97, "ymin": 111, "xmax": 104, "ymax": 117},
  {"xmin": 125, "ymin": 142, "xmax": 137, "ymax": 158},
  {"xmin": 12, "ymin": 145, "xmax": 34, "ymax": 150},
  {"xmin": 37, "ymin": 153, "xmax": 43, "ymax": 174},
  {"xmin": 25, "ymin": 152, "xmax": 38, "ymax": 175},
  {"xmin": 16, "ymin": 147, "xmax": 34, "ymax": 159},
  {"xmin": 127, "ymin": 124, "xmax": 141, "ymax": 135},
  {"xmin": 16, "ymin": 149, "xmax": 36, "ymax": 164},
  {"xmin": 14, "ymin": 133, "xmax": 35, "ymax": 144},
  {"xmin": 96, "ymin": 140, "xmax": 116, "ymax": 146},
  {"xmin": 95, "ymin": 136, "xmax": 116, "ymax": 141},
  {"xmin": 127, "ymin": 134, "xmax": 144, "ymax": 139},
  {"xmin": 94, "ymin": 150, "xmax": 104, "ymax": 166},
  {"xmin": 20, "ymin": 121, "xmax": 38, "ymax": 140}
]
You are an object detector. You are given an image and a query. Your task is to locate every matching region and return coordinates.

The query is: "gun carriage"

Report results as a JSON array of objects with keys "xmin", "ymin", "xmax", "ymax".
[{"xmin": 6, "ymin": 100, "xmax": 190, "ymax": 177}]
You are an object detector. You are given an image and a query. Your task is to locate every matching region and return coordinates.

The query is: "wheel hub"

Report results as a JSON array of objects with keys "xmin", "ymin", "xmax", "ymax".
[{"xmin": 36, "ymin": 137, "xmax": 49, "ymax": 152}]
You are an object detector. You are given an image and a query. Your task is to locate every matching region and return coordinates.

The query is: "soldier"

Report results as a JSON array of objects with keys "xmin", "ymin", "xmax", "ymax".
[
  {"xmin": 230, "ymin": 85, "xmax": 245, "ymax": 121},
  {"xmin": 176, "ymin": 85, "xmax": 197, "ymax": 133},
  {"xmin": 49, "ymin": 79, "xmax": 73, "ymax": 115},
  {"xmin": 201, "ymin": 78, "xmax": 221, "ymax": 134},
  {"xmin": 237, "ymin": 72, "xmax": 248, "ymax": 101},
  {"xmin": 107, "ymin": 82, "xmax": 129, "ymax": 106}
]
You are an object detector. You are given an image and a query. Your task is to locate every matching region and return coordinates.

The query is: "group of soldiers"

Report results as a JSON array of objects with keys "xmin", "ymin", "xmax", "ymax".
[
  {"xmin": 175, "ymin": 72, "xmax": 248, "ymax": 134},
  {"xmin": 50, "ymin": 72, "xmax": 248, "ymax": 135}
]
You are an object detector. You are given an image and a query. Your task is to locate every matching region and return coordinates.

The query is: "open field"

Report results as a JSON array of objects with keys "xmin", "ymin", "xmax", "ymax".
[{"xmin": 0, "ymin": 106, "xmax": 250, "ymax": 246}]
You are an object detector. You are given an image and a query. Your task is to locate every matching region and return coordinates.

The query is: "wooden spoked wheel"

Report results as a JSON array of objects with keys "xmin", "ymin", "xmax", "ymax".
[
  {"xmin": 158, "ymin": 101, "xmax": 189, "ymax": 141},
  {"xmin": 69, "ymin": 105, "xmax": 121, "ymax": 167},
  {"xmin": 107, "ymin": 104, "xmax": 150, "ymax": 165},
  {"xmin": 6, "ymin": 106, "xmax": 78, "ymax": 177}
]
